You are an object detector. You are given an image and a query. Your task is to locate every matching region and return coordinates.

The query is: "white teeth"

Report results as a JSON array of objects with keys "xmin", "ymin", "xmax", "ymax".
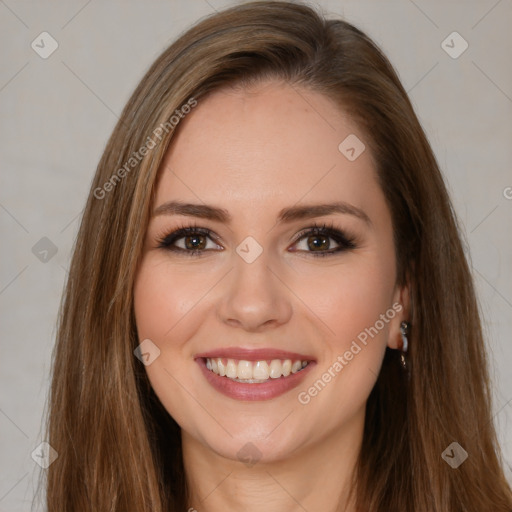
[
  {"xmin": 226, "ymin": 359, "xmax": 237, "ymax": 378},
  {"xmin": 217, "ymin": 359, "xmax": 226, "ymax": 376},
  {"xmin": 237, "ymin": 360, "xmax": 252, "ymax": 379},
  {"xmin": 291, "ymin": 360, "xmax": 302, "ymax": 373},
  {"xmin": 253, "ymin": 361, "xmax": 270, "ymax": 380},
  {"xmin": 205, "ymin": 357, "xmax": 309, "ymax": 382},
  {"xmin": 269, "ymin": 360, "xmax": 283, "ymax": 379}
]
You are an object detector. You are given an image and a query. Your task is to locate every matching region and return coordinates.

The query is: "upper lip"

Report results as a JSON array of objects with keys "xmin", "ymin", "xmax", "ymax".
[{"xmin": 195, "ymin": 347, "xmax": 316, "ymax": 362}]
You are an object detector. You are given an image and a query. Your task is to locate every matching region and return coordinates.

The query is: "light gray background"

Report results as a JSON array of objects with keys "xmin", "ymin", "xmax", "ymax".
[{"xmin": 1, "ymin": 0, "xmax": 511, "ymax": 510}]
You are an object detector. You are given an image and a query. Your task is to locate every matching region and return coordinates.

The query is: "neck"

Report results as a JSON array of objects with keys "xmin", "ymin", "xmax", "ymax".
[{"xmin": 182, "ymin": 410, "xmax": 364, "ymax": 512}]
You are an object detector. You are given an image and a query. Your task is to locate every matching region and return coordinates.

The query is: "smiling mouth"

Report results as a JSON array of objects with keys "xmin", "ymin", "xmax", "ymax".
[{"xmin": 204, "ymin": 357, "xmax": 310, "ymax": 383}]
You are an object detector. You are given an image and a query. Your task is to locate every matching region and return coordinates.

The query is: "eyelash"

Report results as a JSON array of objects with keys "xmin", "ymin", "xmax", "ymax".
[{"xmin": 156, "ymin": 221, "xmax": 357, "ymax": 258}]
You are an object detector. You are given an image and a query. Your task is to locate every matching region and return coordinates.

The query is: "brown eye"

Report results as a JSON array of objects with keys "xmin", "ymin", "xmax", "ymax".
[
  {"xmin": 157, "ymin": 227, "xmax": 223, "ymax": 255},
  {"xmin": 306, "ymin": 234, "xmax": 331, "ymax": 251},
  {"xmin": 291, "ymin": 223, "xmax": 357, "ymax": 257},
  {"xmin": 183, "ymin": 234, "xmax": 207, "ymax": 250}
]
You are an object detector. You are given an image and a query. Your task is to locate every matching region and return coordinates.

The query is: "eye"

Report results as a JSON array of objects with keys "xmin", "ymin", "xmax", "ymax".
[
  {"xmin": 156, "ymin": 224, "xmax": 223, "ymax": 255},
  {"xmin": 290, "ymin": 222, "xmax": 357, "ymax": 257}
]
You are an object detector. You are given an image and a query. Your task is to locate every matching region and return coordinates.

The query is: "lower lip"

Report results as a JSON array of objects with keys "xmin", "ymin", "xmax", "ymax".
[{"xmin": 196, "ymin": 358, "xmax": 316, "ymax": 401}]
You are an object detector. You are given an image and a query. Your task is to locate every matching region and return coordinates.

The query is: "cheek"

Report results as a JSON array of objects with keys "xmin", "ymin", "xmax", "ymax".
[
  {"xmin": 133, "ymin": 258, "xmax": 208, "ymax": 346},
  {"xmin": 341, "ymin": 268, "xmax": 393, "ymax": 341},
  {"xmin": 291, "ymin": 252, "xmax": 396, "ymax": 409},
  {"xmin": 293, "ymin": 255, "xmax": 395, "ymax": 348},
  {"xmin": 133, "ymin": 257, "xmax": 209, "ymax": 432}
]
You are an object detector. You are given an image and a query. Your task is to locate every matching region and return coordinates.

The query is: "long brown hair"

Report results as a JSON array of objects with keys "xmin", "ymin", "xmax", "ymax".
[{"xmin": 42, "ymin": 1, "xmax": 512, "ymax": 510}]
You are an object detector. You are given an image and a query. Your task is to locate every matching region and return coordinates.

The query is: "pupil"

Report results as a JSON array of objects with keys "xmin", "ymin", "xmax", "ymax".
[
  {"xmin": 308, "ymin": 235, "xmax": 328, "ymax": 251},
  {"xmin": 185, "ymin": 235, "xmax": 205, "ymax": 250}
]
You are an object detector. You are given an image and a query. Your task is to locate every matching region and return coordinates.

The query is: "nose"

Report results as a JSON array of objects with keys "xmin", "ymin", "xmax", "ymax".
[{"xmin": 216, "ymin": 249, "xmax": 293, "ymax": 332}]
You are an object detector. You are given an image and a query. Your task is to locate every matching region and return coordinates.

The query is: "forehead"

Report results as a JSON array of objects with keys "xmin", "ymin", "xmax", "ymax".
[{"xmin": 154, "ymin": 81, "xmax": 383, "ymax": 223}]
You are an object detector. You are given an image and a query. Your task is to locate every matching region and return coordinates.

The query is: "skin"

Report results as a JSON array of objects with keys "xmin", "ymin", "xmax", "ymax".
[{"xmin": 133, "ymin": 80, "xmax": 410, "ymax": 512}]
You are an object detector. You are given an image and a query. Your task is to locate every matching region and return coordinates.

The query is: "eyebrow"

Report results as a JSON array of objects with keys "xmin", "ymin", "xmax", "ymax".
[{"xmin": 152, "ymin": 200, "xmax": 371, "ymax": 226}]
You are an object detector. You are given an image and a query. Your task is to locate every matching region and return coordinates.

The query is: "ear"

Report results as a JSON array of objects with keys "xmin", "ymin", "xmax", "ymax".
[{"xmin": 387, "ymin": 279, "xmax": 411, "ymax": 350}]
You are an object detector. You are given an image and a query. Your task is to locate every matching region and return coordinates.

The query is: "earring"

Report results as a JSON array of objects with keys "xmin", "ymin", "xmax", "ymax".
[{"xmin": 399, "ymin": 321, "xmax": 410, "ymax": 373}]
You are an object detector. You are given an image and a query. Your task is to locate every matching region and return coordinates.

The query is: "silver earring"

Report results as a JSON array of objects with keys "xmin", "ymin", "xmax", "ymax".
[{"xmin": 399, "ymin": 321, "xmax": 410, "ymax": 372}]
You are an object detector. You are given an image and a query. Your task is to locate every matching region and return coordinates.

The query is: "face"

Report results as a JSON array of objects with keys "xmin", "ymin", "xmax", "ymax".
[{"xmin": 133, "ymin": 80, "xmax": 408, "ymax": 464}]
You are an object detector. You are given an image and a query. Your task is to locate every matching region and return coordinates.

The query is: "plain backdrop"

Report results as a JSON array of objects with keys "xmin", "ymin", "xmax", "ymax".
[{"xmin": 0, "ymin": 0, "xmax": 511, "ymax": 510}]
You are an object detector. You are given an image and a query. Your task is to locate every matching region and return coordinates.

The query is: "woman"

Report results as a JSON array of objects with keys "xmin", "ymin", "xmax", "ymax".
[{"xmin": 43, "ymin": 1, "xmax": 512, "ymax": 510}]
